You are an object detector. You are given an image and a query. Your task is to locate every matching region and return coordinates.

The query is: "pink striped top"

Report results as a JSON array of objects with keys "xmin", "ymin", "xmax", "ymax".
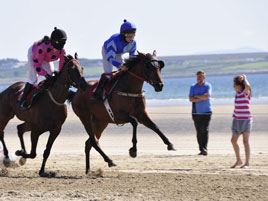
[{"xmin": 233, "ymin": 90, "xmax": 252, "ymax": 120}]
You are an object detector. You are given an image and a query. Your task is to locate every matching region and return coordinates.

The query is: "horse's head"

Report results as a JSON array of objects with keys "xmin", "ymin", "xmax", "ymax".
[
  {"xmin": 60, "ymin": 53, "xmax": 88, "ymax": 90},
  {"xmin": 138, "ymin": 50, "xmax": 165, "ymax": 92}
]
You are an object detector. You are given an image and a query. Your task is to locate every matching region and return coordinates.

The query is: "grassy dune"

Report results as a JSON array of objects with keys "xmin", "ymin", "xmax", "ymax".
[{"xmin": 1, "ymin": 52, "xmax": 268, "ymax": 84}]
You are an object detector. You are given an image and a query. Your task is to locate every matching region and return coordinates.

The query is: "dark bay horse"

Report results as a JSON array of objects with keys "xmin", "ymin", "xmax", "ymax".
[
  {"xmin": 69, "ymin": 51, "xmax": 175, "ymax": 174},
  {"xmin": 0, "ymin": 54, "xmax": 87, "ymax": 177}
]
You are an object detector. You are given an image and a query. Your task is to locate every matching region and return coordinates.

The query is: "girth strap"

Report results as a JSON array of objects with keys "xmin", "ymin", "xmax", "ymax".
[{"xmin": 115, "ymin": 91, "xmax": 145, "ymax": 98}]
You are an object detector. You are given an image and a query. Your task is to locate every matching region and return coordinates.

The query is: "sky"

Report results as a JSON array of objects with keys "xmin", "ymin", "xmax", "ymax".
[{"xmin": 0, "ymin": 0, "xmax": 267, "ymax": 60}]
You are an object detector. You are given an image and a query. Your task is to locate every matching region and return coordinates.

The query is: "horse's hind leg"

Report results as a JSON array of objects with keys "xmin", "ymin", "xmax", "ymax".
[
  {"xmin": 0, "ymin": 117, "xmax": 14, "ymax": 167},
  {"xmin": 39, "ymin": 127, "xmax": 61, "ymax": 177},
  {"xmin": 137, "ymin": 112, "xmax": 176, "ymax": 151},
  {"xmin": 83, "ymin": 117, "xmax": 112, "ymax": 174},
  {"xmin": 128, "ymin": 116, "xmax": 138, "ymax": 158},
  {"xmin": 15, "ymin": 122, "xmax": 31, "ymax": 166}
]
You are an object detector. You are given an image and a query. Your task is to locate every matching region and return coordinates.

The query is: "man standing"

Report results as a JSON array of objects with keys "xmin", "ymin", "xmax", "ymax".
[{"xmin": 189, "ymin": 70, "xmax": 212, "ymax": 155}]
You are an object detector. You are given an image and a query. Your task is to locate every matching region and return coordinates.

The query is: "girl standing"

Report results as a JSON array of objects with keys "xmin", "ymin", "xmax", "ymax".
[{"xmin": 231, "ymin": 74, "xmax": 252, "ymax": 168}]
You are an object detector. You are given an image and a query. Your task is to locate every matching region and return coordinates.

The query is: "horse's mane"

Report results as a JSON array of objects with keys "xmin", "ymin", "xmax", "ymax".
[
  {"xmin": 124, "ymin": 55, "xmax": 141, "ymax": 70},
  {"xmin": 56, "ymin": 54, "xmax": 74, "ymax": 77},
  {"xmin": 43, "ymin": 55, "xmax": 74, "ymax": 87}
]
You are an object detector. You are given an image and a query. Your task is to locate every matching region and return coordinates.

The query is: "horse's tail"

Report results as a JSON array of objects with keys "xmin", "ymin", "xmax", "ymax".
[{"xmin": 67, "ymin": 90, "xmax": 76, "ymax": 103}]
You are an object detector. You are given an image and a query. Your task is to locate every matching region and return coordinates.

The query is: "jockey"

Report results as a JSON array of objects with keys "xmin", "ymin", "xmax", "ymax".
[
  {"xmin": 18, "ymin": 27, "xmax": 67, "ymax": 109},
  {"xmin": 90, "ymin": 19, "xmax": 137, "ymax": 103}
]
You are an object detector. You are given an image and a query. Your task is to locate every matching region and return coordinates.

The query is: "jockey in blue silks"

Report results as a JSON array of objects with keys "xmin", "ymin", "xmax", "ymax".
[{"xmin": 91, "ymin": 19, "xmax": 137, "ymax": 103}]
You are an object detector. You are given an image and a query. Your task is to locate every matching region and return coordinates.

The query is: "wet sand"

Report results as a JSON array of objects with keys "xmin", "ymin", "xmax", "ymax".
[{"xmin": 0, "ymin": 104, "xmax": 268, "ymax": 201}]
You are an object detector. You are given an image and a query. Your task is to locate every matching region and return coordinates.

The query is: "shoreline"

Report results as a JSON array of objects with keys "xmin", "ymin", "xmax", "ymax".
[
  {"xmin": 1, "ymin": 71, "xmax": 268, "ymax": 85},
  {"xmin": 161, "ymin": 69, "xmax": 268, "ymax": 79}
]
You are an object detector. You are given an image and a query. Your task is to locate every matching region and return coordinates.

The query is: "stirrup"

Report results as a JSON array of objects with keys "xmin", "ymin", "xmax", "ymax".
[{"xmin": 19, "ymin": 100, "xmax": 29, "ymax": 110}]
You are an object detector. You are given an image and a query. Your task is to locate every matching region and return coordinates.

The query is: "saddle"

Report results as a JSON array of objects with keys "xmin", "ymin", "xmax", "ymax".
[
  {"xmin": 18, "ymin": 80, "xmax": 50, "ymax": 108},
  {"xmin": 89, "ymin": 71, "xmax": 122, "ymax": 100}
]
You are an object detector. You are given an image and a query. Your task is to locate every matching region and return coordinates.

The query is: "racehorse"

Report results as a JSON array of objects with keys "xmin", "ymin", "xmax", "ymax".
[
  {"xmin": 0, "ymin": 54, "xmax": 87, "ymax": 177},
  {"xmin": 68, "ymin": 51, "xmax": 176, "ymax": 174}
]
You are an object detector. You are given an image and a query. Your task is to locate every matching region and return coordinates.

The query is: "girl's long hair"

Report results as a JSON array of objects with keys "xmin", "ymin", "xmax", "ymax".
[{"xmin": 233, "ymin": 76, "xmax": 252, "ymax": 96}]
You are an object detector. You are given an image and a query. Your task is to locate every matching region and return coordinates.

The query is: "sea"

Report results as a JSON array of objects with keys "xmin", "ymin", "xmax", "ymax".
[{"xmin": 1, "ymin": 73, "xmax": 268, "ymax": 106}]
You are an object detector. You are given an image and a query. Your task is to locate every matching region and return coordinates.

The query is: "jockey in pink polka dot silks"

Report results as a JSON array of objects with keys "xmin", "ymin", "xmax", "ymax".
[{"xmin": 18, "ymin": 27, "xmax": 67, "ymax": 109}]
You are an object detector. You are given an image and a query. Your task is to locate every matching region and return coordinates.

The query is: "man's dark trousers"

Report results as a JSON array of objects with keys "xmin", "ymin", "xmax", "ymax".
[{"xmin": 192, "ymin": 113, "xmax": 212, "ymax": 153}]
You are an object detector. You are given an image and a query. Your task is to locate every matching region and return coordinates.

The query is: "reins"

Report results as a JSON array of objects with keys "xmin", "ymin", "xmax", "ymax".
[
  {"xmin": 126, "ymin": 59, "xmax": 160, "ymax": 84},
  {"xmin": 46, "ymin": 89, "xmax": 65, "ymax": 106},
  {"xmin": 115, "ymin": 58, "xmax": 160, "ymax": 98},
  {"xmin": 46, "ymin": 58, "xmax": 79, "ymax": 106},
  {"xmin": 127, "ymin": 71, "xmax": 149, "ymax": 83}
]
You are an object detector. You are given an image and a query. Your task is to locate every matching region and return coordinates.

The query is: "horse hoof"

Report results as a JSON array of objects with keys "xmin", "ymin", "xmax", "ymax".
[
  {"xmin": 19, "ymin": 157, "xmax": 27, "ymax": 166},
  {"xmin": 108, "ymin": 161, "xmax": 116, "ymax": 167},
  {"xmin": 167, "ymin": 144, "xmax": 176, "ymax": 151},
  {"xmin": 3, "ymin": 158, "xmax": 11, "ymax": 167},
  {"xmin": 129, "ymin": 148, "xmax": 137, "ymax": 158},
  {"xmin": 39, "ymin": 171, "xmax": 56, "ymax": 178}
]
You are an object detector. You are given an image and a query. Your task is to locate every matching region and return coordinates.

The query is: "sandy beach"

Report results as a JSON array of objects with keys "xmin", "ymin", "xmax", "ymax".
[{"xmin": 0, "ymin": 104, "xmax": 268, "ymax": 201}]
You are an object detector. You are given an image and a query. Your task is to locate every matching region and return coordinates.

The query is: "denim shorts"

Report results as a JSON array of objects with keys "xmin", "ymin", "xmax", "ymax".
[{"xmin": 232, "ymin": 118, "xmax": 253, "ymax": 135}]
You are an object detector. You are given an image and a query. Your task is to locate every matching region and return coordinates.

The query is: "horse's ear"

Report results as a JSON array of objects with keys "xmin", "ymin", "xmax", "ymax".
[
  {"xmin": 158, "ymin": 60, "xmax": 165, "ymax": 68},
  {"xmin": 64, "ymin": 55, "xmax": 69, "ymax": 62},
  {"xmin": 153, "ymin": 50, "xmax": 157, "ymax": 57},
  {"xmin": 75, "ymin": 52, "xmax": 78, "ymax": 60},
  {"xmin": 137, "ymin": 51, "xmax": 146, "ymax": 57}
]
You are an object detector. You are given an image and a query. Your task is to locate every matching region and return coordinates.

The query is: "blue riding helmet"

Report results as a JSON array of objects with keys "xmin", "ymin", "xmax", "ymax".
[{"xmin": 120, "ymin": 19, "xmax": 136, "ymax": 33}]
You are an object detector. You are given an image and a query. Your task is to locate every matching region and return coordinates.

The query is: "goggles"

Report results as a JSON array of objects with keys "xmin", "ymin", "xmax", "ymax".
[
  {"xmin": 54, "ymin": 39, "xmax": 66, "ymax": 44},
  {"xmin": 124, "ymin": 33, "xmax": 135, "ymax": 38}
]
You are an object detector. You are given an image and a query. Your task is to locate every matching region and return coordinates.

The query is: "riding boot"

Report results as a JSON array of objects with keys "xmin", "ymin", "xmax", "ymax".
[
  {"xmin": 90, "ymin": 77, "xmax": 109, "ymax": 103},
  {"xmin": 18, "ymin": 82, "xmax": 33, "ymax": 109}
]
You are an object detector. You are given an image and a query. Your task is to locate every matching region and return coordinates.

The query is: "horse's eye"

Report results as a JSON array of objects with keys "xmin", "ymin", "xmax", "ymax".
[{"xmin": 158, "ymin": 60, "xmax": 165, "ymax": 69}]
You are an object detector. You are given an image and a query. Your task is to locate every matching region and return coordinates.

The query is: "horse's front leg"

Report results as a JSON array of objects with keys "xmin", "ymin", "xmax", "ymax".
[
  {"xmin": 39, "ymin": 127, "xmax": 61, "ymax": 177},
  {"xmin": 0, "ymin": 131, "xmax": 11, "ymax": 167},
  {"xmin": 16, "ymin": 122, "xmax": 31, "ymax": 166},
  {"xmin": 128, "ymin": 116, "xmax": 138, "ymax": 158},
  {"xmin": 137, "ymin": 112, "xmax": 176, "ymax": 151},
  {"xmin": 16, "ymin": 129, "xmax": 42, "ymax": 159},
  {"xmin": 85, "ymin": 137, "xmax": 92, "ymax": 174}
]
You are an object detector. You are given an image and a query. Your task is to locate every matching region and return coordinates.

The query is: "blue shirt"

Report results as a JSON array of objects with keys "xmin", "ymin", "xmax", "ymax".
[
  {"xmin": 103, "ymin": 33, "xmax": 136, "ymax": 67},
  {"xmin": 189, "ymin": 82, "xmax": 212, "ymax": 114}
]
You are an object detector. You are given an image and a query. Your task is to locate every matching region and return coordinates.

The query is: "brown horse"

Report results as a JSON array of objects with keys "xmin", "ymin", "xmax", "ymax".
[
  {"xmin": 69, "ymin": 51, "xmax": 175, "ymax": 174},
  {"xmin": 0, "ymin": 54, "xmax": 87, "ymax": 177}
]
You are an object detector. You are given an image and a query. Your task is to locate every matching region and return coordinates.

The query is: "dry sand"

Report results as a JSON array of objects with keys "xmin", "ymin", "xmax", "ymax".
[{"xmin": 0, "ymin": 104, "xmax": 268, "ymax": 201}]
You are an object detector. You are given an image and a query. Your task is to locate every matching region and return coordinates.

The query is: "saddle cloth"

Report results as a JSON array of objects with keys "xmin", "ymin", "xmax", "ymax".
[
  {"xmin": 89, "ymin": 71, "xmax": 121, "ymax": 99},
  {"xmin": 18, "ymin": 81, "xmax": 45, "ymax": 106}
]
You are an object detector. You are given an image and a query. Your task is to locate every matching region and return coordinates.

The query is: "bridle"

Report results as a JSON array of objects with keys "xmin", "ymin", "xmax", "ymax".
[
  {"xmin": 47, "ymin": 58, "xmax": 85, "ymax": 106},
  {"xmin": 127, "ymin": 58, "xmax": 162, "ymax": 85},
  {"xmin": 66, "ymin": 59, "xmax": 85, "ymax": 88},
  {"xmin": 53, "ymin": 58, "xmax": 84, "ymax": 89}
]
